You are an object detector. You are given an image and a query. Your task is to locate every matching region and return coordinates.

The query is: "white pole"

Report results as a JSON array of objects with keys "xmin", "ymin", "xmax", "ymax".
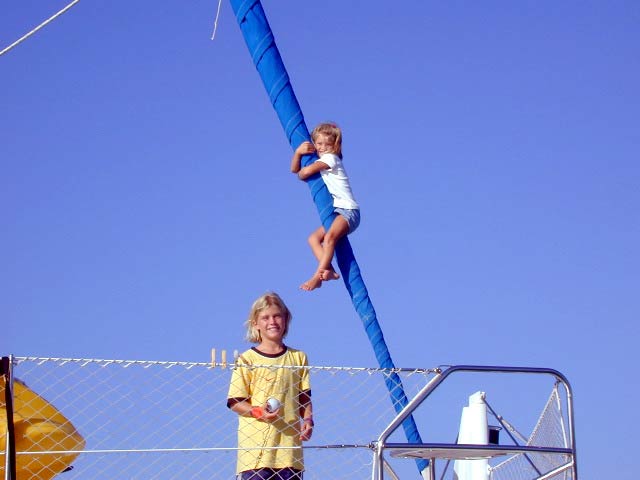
[{"xmin": 454, "ymin": 391, "xmax": 489, "ymax": 480}]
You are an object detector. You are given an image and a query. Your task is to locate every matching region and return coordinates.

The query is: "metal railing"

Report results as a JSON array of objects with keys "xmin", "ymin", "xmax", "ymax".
[{"xmin": 373, "ymin": 365, "xmax": 577, "ymax": 480}]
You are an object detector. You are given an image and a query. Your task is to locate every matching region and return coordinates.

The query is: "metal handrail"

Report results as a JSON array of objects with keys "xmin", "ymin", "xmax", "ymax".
[{"xmin": 373, "ymin": 365, "xmax": 577, "ymax": 480}]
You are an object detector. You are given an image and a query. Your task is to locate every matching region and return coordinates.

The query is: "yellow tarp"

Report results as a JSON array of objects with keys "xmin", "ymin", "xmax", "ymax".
[{"xmin": 1, "ymin": 378, "xmax": 85, "ymax": 480}]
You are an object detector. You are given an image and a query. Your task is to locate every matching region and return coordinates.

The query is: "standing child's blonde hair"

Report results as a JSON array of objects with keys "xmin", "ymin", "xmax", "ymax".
[
  {"xmin": 311, "ymin": 122, "xmax": 343, "ymax": 159},
  {"xmin": 244, "ymin": 292, "xmax": 292, "ymax": 343}
]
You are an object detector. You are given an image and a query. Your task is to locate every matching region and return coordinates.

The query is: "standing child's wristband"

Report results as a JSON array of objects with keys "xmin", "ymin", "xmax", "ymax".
[{"xmin": 250, "ymin": 407, "xmax": 264, "ymax": 419}]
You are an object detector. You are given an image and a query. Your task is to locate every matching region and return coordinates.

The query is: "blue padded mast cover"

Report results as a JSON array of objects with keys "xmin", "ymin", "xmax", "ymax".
[{"xmin": 229, "ymin": 0, "xmax": 427, "ymax": 472}]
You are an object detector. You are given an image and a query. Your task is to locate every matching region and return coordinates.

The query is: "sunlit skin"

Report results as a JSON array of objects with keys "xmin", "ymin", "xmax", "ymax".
[
  {"xmin": 290, "ymin": 133, "xmax": 347, "ymax": 291},
  {"xmin": 254, "ymin": 304, "xmax": 286, "ymax": 352}
]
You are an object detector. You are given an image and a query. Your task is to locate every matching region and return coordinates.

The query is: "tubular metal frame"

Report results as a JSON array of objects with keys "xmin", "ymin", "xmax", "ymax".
[{"xmin": 372, "ymin": 365, "xmax": 577, "ymax": 480}]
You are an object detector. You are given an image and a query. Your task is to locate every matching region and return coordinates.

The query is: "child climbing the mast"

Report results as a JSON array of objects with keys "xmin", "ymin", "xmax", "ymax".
[{"xmin": 290, "ymin": 122, "xmax": 360, "ymax": 291}]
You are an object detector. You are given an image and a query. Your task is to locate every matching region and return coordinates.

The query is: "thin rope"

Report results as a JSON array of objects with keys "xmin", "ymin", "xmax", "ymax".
[
  {"xmin": 210, "ymin": 0, "xmax": 223, "ymax": 40},
  {"xmin": 0, "ymin": 0, "xmax": 82, "ymax": 57}
]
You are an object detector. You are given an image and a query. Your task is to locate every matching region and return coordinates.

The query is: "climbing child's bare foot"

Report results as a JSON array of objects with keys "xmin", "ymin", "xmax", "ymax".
[
  {"xmin": 300, "ymin": 273, "xmax": 323, "ymax": 291},
  {"xmin": 320, "ymin": 268, "xmax": 340, "ymax": 281}
]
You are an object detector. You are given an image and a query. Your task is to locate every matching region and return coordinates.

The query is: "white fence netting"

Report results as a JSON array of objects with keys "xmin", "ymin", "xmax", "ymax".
[
  {"xmin": 2, "ymin": 356, "xmax": 436, "ymax": 480},
  {"xmin": 1, "ymin": 356, "xmax": 575, "ymax": 480}
]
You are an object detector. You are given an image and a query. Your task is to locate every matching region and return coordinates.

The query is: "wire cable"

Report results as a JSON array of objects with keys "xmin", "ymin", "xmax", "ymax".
[
  {"xmin": 1, "ymin": 0, "xmax": 82, "ymax": 57},
  {"xmin": 210, "ymin": 0, "xmax": 223, "ymax": 40}
]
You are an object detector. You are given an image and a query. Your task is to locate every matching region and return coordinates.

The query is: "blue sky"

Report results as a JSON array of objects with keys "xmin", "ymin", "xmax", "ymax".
[{"xmin": 2, "ymin": 1, "xmax": 639, "ymax": 478}]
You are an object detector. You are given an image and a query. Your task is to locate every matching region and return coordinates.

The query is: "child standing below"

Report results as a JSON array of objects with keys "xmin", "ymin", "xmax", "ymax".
[
  {"xmin": 290, "ymin": 122, "xmax": 360, "ymax": 291},
  {"xmin": 227, "ymin": 292, "xmax": 313, "ymax": 480}
]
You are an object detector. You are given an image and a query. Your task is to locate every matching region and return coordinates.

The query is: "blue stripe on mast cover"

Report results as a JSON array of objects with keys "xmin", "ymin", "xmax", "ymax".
[{"xmin": 229, "ymin": 0, "xmax": 428, "ymax": 472}]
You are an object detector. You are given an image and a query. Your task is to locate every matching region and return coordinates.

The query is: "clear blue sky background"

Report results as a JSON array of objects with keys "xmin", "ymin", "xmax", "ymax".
[{"xmin": 2, "ymin": 1, "xmax": 638, "ymax": 478}]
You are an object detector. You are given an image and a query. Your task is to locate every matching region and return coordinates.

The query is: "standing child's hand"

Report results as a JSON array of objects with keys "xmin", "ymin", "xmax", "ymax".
[
  {"xmin": 295, "ymin": 141, "xmax": 316, "ymax": 156},
  {"xmin": 250, "ymin": 404, "xmax": 279, "ymax": 422},
  {"xmin": 300, "ymin": 418, "xmax": 313, "ymax": 441}
]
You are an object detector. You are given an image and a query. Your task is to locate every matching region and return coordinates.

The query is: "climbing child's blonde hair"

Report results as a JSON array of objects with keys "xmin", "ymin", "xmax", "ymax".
[{"xmin": 311, "ymin": 122, "xmax": 342, "ymax": 159}]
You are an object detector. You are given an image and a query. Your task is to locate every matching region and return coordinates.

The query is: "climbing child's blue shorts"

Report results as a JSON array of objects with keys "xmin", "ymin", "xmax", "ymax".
[{"xmin": 335, "ymin": 207, "xmax": 361, "ymax": 234}]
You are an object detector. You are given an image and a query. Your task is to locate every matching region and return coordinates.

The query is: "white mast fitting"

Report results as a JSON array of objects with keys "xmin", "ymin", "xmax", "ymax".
[{"xmin": 454, "ymin": 391, "xmax": 490, "ymax": 480}]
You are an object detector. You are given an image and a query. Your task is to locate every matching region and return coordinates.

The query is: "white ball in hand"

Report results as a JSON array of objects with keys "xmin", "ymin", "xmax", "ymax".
[{"xmin": 266, "ymin": 397, "xmax": 281, "ymax": 412}]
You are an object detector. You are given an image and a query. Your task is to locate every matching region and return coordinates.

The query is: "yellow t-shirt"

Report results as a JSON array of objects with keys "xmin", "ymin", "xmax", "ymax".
[{"xmin": 227, "ymin": 346, "xmax": 311, "ymax": 474}]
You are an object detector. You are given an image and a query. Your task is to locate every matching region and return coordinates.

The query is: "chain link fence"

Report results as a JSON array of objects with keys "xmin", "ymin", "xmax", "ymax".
[{"xmin": 2, "ymin": 356, "xmax": 437, "ymax": 479}]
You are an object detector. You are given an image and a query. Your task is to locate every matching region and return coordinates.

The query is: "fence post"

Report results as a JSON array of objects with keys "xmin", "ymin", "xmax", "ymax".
[{"xmin": 2, "ymin": 356, "xmax": 16, "ymax": 480}]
